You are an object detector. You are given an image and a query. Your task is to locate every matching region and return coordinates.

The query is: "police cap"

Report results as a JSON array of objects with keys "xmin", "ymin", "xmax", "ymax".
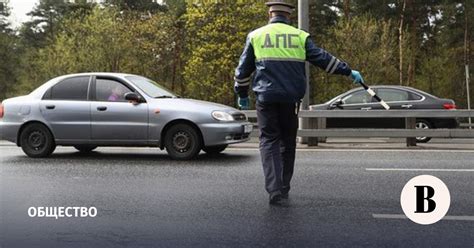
[{"xmin": 265, "ymin": 1, "xmax": 295, "ymax": 14}]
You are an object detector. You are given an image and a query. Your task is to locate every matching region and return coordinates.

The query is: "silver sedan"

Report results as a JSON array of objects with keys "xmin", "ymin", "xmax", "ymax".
[{"xmin": 0, "ymin": 73, "xmax": 252, "ymax": 160}]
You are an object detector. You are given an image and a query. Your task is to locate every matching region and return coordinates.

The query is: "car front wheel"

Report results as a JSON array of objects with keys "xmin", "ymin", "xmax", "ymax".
[
  {"xmin": 20, "ymin": 123, "xmax": 56, "ymax": 158},
  {"xmin": 203, "ymin": 145, "xmax": 228, "ymax": 155},
  {"xmin": 415, "ymin": 119, "xmax": 432, "ymax": 143},
  {"xmin": 164, "ymin": 123, "xmax": 202, "ymax": 160}
]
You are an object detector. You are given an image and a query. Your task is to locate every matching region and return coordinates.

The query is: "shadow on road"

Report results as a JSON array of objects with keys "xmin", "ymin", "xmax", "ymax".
[{"xmin": 6, "ymin": 150, "xmax": 255, "ymax": 166}]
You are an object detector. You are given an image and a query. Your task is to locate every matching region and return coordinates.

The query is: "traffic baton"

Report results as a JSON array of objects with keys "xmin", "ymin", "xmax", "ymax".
[
  {"xmin": 357, "ymin": 81, "xmax": 390, "ymax": 110},
  {"xmin": 354, "ymin": 81, "xmax": 390, "ymax": 110}
]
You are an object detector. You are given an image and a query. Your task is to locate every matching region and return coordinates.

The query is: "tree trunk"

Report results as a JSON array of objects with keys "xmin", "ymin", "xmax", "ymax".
[
  {"xmin": 465, "ymin": 0, "xmax": 472, "ymax": 123},
  {"xmin": 176, "ymin": 24, "xmax": 185, "ymax": 97},
  {"xmin": 171, "ymin": 37, "xmax": 178, "ymax": 92},
  {"xmin": 399, "ymin": 0, "xmax": 407, "ymax": 86},
  {"xmin": 407, "ymin": 0, "xmax": 416, "ymax": 86},
  {"xmin": 343, "ymin": 0, "xmax": 351, "ymax": 21},
  {"xmin": 465, "ymin": 0, "xmax": 470, "ymax": 77}
]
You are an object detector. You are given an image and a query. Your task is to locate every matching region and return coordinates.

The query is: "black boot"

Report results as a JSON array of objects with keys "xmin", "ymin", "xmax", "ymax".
[
  {"xmin": 281, "ymin": 187, "xmax": 290, "ymax": 199},
  {"xmin": 269, "ymin": 191, "xmax": 282, "ymax": 205}
]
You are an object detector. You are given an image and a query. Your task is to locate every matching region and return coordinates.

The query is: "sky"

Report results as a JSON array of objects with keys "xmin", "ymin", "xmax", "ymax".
[{"xmin": 8, "ymin": 0, "xmax": 39, "ymax": 28}]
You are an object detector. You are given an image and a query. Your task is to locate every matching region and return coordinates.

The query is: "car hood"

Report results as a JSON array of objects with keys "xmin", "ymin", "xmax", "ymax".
[{"xmin": 148, "ymin": 98, "xmax": 237, "ymax": 112}]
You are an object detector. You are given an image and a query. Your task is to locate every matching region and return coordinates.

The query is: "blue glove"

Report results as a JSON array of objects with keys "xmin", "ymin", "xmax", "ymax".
[
  {"xmin": 238, "ymin": 97, "xmax": 250, "ymax": 110},
  {"xmin": 350, "ymin": 70, "xmax": 364, "ymax": 84}
]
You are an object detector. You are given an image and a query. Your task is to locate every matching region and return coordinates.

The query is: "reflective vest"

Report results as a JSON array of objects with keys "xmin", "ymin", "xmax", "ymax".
[{"xmin": 250, "ymin": 23, "xmax": 309, "ymax": 64}]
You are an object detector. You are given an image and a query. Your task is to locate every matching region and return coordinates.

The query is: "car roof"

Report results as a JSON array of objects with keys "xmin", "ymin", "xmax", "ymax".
[
  {"xmin": 349, "ymin": 85, "xmax": 434, "ymax": 96},
  {"xmin": 324, "ymin": 85, "xmax": 438, "ymax": 104},
  {"xmin": 45, "ymin": 73, "xmax": 143, "ymax": 86},
  {"xmin": 370, "ymin": 85, "xmax": 421, "ymax": 90},
  {"xmin": 354, "ymin": 85, "xmax": 418, "ymax": 91},
  {"xmin": 55, "ymin": 72, "xmax": 140, "ymax": 79},
  {"xmin": 28, "ymin": 73, "xmax": 145, "ymax": 99},
  {"xmin": 363, "ymin": 85, "xmax": 438, "ymax": 98}
]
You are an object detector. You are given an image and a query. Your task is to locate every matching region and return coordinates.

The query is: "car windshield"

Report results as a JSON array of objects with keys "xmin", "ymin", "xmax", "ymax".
[{"xmin": 126, "ymin": 76, "xmax": 176, "ymax": 98}]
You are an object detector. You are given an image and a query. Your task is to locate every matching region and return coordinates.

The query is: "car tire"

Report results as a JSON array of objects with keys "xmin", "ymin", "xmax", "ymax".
[
  {"xmin": 203, "ymin": 145, "xmax": 228, "ymax": 155},
  {"xmin": 74, "ymin": 145, "xmax": 98, "ymax": 153},
  {"xmin": 164, "ymin": 123, "xmax": 202, "ymax": 160},
  {"xmin": 20, "ymin": 123, "xmax": 56, "ymax": 158},
  {"xmin": 415, "ymin": 119, "xmax": 432, "ymax": 143}
]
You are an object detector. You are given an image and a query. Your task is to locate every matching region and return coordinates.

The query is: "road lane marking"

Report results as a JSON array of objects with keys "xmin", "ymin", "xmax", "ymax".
[
  {"xmin": 229, "ymin": 148, "xmax": 474, "ymax": 152},
  {"xmin": 372, "ymin": 214, "xmax": 474, "ymax": 221},
  {"xmin": 366, "ymin": 168, "xmax": 474, "ymax": 172},
  {"xmin": 228, "ymin": 148, "xmax": 474, "ymax": 153},
  {"xmin": 1, "ymin": 146, "xmax": 474, "ymax": 153}
]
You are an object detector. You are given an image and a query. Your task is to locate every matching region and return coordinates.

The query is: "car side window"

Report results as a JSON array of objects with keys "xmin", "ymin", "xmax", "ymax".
[
  {"xmin": 409, "ymin": 92, "xmax": 423, "ymax": 100},
  {"xmin": 342, "ymin": 90, "xmax": 372, "ymax": 104},
  {"xmin": 377, "ymin": 89, "xmax": 410, "ymax": 102},
  {"xmin": 50, "ymin": 76, "xmax": 90, "ymax": 101},
  {"xmin": 96, "ymin": 78, "xmax": 132, "ymax": 102}
]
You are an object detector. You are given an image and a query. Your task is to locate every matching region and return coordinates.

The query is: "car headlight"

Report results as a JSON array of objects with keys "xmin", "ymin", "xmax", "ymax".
[{"xmin": 212, "ymin": 111, "xmax": 234, "ymax": 121}]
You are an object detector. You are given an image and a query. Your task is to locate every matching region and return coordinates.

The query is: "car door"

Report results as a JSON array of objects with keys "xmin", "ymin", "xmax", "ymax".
[
  {"xmin": 90, "ymin": 77, "xmax": 149, "ymax": 143},
  {"xmin": 40, "ymin": 76, "xmax": 91, "ymax": 142},
  {"xmin": 328, "ymin": 89, "xmax": 376, "ymax": 128},
  {"xmin": 374, "ymin": 88, "xmax": 415, "ymax": 128}
]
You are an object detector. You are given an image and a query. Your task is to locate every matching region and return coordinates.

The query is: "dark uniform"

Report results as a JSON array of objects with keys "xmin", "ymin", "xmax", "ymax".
[{"xmin": 234, "ymin": 6, "xmax": 352, "ymax": 201}]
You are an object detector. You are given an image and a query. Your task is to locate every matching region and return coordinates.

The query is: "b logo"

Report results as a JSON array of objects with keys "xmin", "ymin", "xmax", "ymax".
[{"xmin": 400, "ymin": 175, "xmax": 450, "ymax": 225}]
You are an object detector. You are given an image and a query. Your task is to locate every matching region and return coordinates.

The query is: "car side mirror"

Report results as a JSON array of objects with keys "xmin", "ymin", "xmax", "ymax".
[
  {"xmin": 330, "ymin": 98, "xmax": 344, "ymax": 109},
  {"xmin": 124, "ymin": 92, "xmax": 142, "ymax": 103}
]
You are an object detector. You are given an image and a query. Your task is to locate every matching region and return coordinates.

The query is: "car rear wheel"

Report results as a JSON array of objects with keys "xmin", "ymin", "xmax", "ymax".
[
  {"xmin": 203, "ymin": 145, "xmax": 228, "ymax": 155},
  {"xmin": 20, "ymin": 123, "xmax": 56, "ymax": 158},
  {"xmin": 415, "ymin": 119, "xmax": 432, "ymax": 143},
  {"xmin": 164, "ymin": 123, "xmax": 202, "ymax": 160},
  {"xmin": 74, "ymin": 145, "xmax": 98, "ymax": 153}
]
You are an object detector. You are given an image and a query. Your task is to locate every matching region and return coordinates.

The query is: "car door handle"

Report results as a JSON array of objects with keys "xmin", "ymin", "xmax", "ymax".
[
  {"xmin": 45, "ymin": 105, "xmax": 55, "ymax": 110},
  {"xmin": 97, "ymin": 106, "xmax": 107, "ymax": 111},
  {"xmin": 361, "ymin": 107, "xmax": 372, "ymax": 110},
  {"xmin": 401, "ymin": 104, "xmax": 413, "ymax": 109}
]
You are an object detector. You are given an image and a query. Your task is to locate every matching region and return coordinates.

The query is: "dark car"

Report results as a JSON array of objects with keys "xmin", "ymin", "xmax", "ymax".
[{"xmin": 311, "ymin": 86, "xmax": 459, "ymax": 143}]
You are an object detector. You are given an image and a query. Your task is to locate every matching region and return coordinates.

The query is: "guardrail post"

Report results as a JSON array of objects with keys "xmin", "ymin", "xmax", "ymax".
[
  {"xmin": 406, "ymin": 117, "xmax": 417, "ymax": 147},
  {"xmin": 307, "ymin": 117, "xmax": 319, "ymax": 146},
  {"xmin": 318, "ymin": 118, "xmax": 327, "ymax": 143}
]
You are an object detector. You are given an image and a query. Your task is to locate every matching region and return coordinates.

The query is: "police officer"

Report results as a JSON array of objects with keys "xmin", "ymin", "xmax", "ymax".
[{"xmin": 234, "ymin": 1, "xmax": 365, "ymax": 205}]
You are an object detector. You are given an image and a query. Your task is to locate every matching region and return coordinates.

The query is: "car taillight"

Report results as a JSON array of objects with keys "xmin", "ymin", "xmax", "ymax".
[
  {"xmin": 0, "ymin": 104, "xmax": 3, "ymax": 118},
  {"xmin": 443, "ymin": 103, "xmax": 456, "ymax": 110}
]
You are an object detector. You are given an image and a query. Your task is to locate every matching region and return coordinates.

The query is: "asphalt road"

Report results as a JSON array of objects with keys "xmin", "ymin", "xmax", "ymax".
[{"xmin": 1, "ymin": 146, "xmax": 473, "ymax": 247}]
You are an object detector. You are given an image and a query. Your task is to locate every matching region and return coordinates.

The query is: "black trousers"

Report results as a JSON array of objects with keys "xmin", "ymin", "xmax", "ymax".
[{"xmin": 256, "ymin": 101, "xmax": 299, "ymax": 194}]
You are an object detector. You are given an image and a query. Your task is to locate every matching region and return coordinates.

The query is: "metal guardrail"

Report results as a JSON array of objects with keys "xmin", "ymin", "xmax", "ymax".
[
  {"xmin": 460, "ymin": 123, "xmax": 474, "ymax": 128},
  {"xmin": 243, "ymin": 110, "xmax": 474, "ymax": 118},
  {"xmin": 242, "ymin": 110, "xmax": 474, "ymax": 147}
]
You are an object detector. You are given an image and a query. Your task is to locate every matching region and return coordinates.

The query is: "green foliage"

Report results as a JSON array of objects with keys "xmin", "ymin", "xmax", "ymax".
[
  {"xmin": 182, "ymin": 2, "xmax": 266, "ymax": 105},
  {"xmin": 104, "ymin": 0, "xmax": 167, "ymax": 12},
  {"xmin": 20, "ymin": 0, "xmax": 94, "ymax": 48},
  {"xmin": 0, "ymin": 0, "xmax": 19, "ymax": 100},
  {"xmin": 311, "ymin": 15, "xmax": 398, "ymax": 103},
  {"xmin": 0, "ymin": 33, "xmax": 18, "ymax": 100},
  {"xmin": 0, "ymin": 1, "xmax": 472, "ymax": 109},
  {"xmin": 14, "ymin": 6, "xmax": 179, "ymax": 95},
  {"xmin": 0, "ymin": 0, "xmax": 11, "ymax": 32}
]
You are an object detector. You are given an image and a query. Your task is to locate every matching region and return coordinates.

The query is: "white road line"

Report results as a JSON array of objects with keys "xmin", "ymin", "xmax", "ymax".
[
  {"xmin": 366, "ymin": 168, "xmax": 474, "ymax": 172},
  {"xmin": 372, "ymin": 214, "xmax": 474, "ymax": 221},
  {"xmin": 228, "ymin": 148, "xmax": 474, "ymax": 153},
  {"xmin": 1, "ymin": 146, "xmax": 474, "ymax": 153}
]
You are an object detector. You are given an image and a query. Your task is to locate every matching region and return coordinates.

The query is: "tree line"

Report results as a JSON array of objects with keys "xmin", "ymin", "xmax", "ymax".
[{"xmin": 0, "ymin": 0, "xmax": 472, "ymax": 108}]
